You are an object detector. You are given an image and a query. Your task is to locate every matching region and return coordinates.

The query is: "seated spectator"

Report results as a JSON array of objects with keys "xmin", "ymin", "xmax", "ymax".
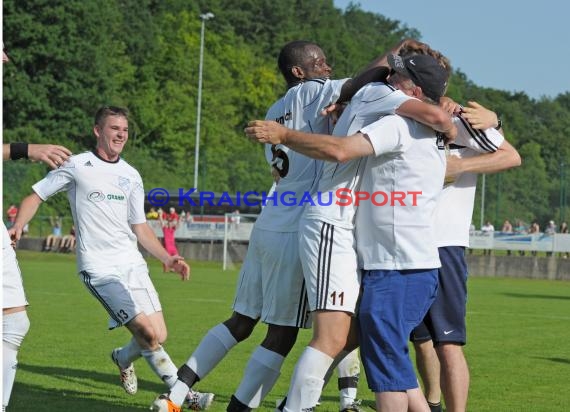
[
  {"xmin": 43, "ymin": 216, "xmax": 63, "ymax": 252},
  {"xmin": 481, "ymin": 221, "xmax": 495, "ymax": 255},
  {"xmin": 501, "ymin": 219, "xmax": 513, "ymax": 233},
  {"xmin": 560, "ymin": 222, "xmax": 569, "ymax": 259},
  {"xmin": 146, "ymin": 207, "xmax": 159, "ymax": 220},
  {"xmin": 59, "ymin": 225, "xmax": 76, "ymax": 253},
  {"xmin": 545, "ymin": 220, "xmax": 557, "ymax": 256},
  {"xmin": 6, "ymin": 204, "xmax": 18, "ymax": 228},
  {"xmin": 529, "ymin": 221, "xmax": 540, "ymax": 256}
]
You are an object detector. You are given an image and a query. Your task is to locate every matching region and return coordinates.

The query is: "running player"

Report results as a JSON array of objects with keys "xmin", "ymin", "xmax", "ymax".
[
  {"xmin": 8, "ymin": 106, "xmax": 214, "ymax": 410},
  {"xmin": 151, "ymin": 39, "xmax": 390, "ymax": 412}
]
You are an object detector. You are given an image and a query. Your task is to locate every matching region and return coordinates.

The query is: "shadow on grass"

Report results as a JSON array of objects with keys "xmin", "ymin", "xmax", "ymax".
[
  {"xmin": 531, "ymin": 356, "xmax": 570, "ymax": 365},
  {"xmin": 15, "ymin": 362, "xmax": 232, "ymax": 410},
  {"xmin": 502, "ymin": 292, "xmax": 570, "ymax": 301}
]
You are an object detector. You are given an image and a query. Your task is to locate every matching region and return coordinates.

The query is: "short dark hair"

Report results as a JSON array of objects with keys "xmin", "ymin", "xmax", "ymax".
[
  {"xmin": 94, "ymin": 106, "xmax": 129, "ymax": 127},
  {"xmin": 277, "ymin": 40, "xmax": 318, "ymax": 79}
]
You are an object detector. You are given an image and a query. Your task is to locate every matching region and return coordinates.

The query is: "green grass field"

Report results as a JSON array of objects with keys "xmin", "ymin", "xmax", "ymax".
[{"xmin": 9, "ymin": 251, "xmax": 570, "ymax": 411}]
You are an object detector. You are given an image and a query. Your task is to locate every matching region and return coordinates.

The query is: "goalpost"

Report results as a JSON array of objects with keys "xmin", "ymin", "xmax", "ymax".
[{"xmin": 222, "ymin": 212, "xmax": 258, "ymax": 271}]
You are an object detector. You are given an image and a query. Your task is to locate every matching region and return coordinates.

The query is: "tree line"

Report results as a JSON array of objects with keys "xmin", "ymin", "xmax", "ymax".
[{"xmin": 3, "ymin": 0, "xmax": 569, "ymax": 230}]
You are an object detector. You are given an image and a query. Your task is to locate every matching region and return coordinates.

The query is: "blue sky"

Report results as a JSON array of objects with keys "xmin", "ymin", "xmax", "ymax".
[{"xmin": 333, "ymin": 0, "xmax": 568, "ymax": 100}]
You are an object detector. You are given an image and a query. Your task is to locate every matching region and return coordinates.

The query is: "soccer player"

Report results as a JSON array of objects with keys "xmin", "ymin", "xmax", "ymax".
[
  {"xmin": 151, "ymin": 40, "xmax": 390, "ymax": 412},
  {"xmin": 8, "ymin": 106, "xmax": 214, "ymax": 410},
  {"xmin": 410, "ymin": 101, "xmax": 521, "ymax": 412},
  {"xmin": 246, "ymin": 53, "xmax": 454, "ymax": 411},
  {"xmin": 2, "ymin": 45, "xmax": 73, "ymax": 411},
  {"xmin": 248, "ymin": 42, "xmax": 455, "ymax": 411}
]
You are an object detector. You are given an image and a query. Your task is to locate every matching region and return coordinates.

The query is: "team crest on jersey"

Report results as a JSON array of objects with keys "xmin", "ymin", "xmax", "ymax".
[
  {"xmin": 87, "ymin": 190, "xmax": 105, "ymax": 202},
  {"xmin": 118, "ymin": 176, "xmax": 130, "ymax": 191}
]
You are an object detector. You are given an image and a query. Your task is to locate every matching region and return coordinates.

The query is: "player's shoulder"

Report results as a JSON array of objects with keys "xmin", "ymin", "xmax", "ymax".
[{"xmin": 355, "ymin": 82, "xmax": 400, "ymax": 101}]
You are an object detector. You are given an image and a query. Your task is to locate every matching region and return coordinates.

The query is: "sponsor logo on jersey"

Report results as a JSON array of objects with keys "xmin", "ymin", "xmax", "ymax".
[
  {"xmin": 107, "ymin": 193, "xmax": 126, "ymax": 201},
  {"xmin": 274, "ymin": 111, "xmax": 292, "ymax": 125},
  {"xmin": 87, "ymin": 190, "xmax": 105, "ymax": 202}
]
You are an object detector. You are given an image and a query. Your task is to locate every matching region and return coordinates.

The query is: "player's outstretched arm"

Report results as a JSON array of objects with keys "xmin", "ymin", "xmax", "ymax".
[
  {"xmin": 245, "ymin": 120, "xmax": 374, "ymax": 163},
  {"xmin": 3, "ymin": 143, "xmax": 72, "ymax": 169},
  {"xmin": 8, "ymin": 193, "xmax": 44, "ymax": 243},
  {"xmin": 132, "ymin": 222, "xmax": 190, "ymax": 281}
]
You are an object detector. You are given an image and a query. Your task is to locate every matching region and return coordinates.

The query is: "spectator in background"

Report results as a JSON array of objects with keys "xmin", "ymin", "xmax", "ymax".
[
  {"xmin": 159, "ymin": 213, "xmax": 180, "ymax": 273},
  {"xmin": 545, "ymin": 221, "xmax": 557, "ymax": 256},
  {"xmin": 6, "ymin": 204, "xmax": 18, "ymax": 228},
  {"xmin": 185, "ymin": 211, "xmax": 194, "ymax": 228},
  {"xmin": 146, "ymin": 207, "xmax": 159, "ymax": 220},
  {"xmin": 166, "ymin": 207, "xmax": 179, "ymax": 222},
  {"xmin": 514, "ymin": 220, "xmax": 528, "ymax": 256},
  {"xmin": 501, "ymin": 219, "xmax": 513, "ymax": 233},
  {"xmin": 501, "ymin": 219, "xmax": 514, "ymax": 255},
  {"xmin": 529, "ymin": 221, "xmax": 540, "ymax": 256},
  {"xmin": 481, "ymin": 221, "xmax": 495, "ymax": 256},
  {"xmin": 59, "ymin": 225, "xmax": 76, "ymax": 253},
  {"xmin": 560, "ymin": 222, "xmax": 569, "ymax": 259},
  {"xmin": 43, "ymin": 216, "xmax": 63, "ymax": 252}
]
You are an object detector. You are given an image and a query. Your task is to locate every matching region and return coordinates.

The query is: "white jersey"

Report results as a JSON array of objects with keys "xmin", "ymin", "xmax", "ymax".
[
  {"xmin": 254, "ymin": 77, "xmax": 349, "ymax": 232},
  {"xmin": 303, "ymin": 82, "xmax": 412, "ymax": 229},
  {"xmin": 32, "ymin": 151, "xmax": 147, "ymax": 272},
  {"xmin": 355, "ymin": 115, "xmax": 446, "ymax": 270},
  {"xmin": 434, "ymin": 115, "xmax": 504, "ymax": 247}
]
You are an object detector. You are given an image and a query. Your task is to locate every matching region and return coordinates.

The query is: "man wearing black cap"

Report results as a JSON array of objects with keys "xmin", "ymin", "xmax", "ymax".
[{"xmin": 245, "ymin": 53, "xmax": 456, "ymax": 411}]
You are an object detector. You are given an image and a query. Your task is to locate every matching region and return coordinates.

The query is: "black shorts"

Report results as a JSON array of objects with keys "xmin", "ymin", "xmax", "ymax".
[{"xmin": 410, "ymin": 246, "xmax": 468, "ymax": 345}]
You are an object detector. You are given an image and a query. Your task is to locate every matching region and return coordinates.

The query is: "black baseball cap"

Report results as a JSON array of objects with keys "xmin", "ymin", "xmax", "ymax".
[{"xmin": 387, "ymin": 53, "xmax": 448, "ymax": 102}]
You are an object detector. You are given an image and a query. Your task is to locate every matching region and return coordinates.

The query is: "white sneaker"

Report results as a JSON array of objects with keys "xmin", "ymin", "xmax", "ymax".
[
  {"xmin": 111, "ymin": 348, "xmax": 137, "ymax": 395},
  {"xmin": 186, "ymin": 389, "xmax": 215, "ymax": 410}
]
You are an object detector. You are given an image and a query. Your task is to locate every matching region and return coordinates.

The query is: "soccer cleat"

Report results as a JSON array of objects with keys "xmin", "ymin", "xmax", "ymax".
[
  {"xmin": 150, "ymin": 394, "xmax": 181, "ymax": 412},
  {"xmin": 186, "ymin": 389, "xmax": 215, "ymax": 410},
  {"xmin": 111, "ymin": 348, "xmax": 137, "ymax": 395},
  {"xmin": 340, "ymin": 399, "xmax": 363, "ymax": 412}
]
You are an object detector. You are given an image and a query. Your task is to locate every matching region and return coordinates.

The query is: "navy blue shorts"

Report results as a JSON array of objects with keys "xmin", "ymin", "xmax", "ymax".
[
  {"xmin": 358, "ymin": 268, "xmax": 438, "ymax": 392},
  {"xmin": 410, "ymin": 246, "xmax": 468, "ymax": 345}
]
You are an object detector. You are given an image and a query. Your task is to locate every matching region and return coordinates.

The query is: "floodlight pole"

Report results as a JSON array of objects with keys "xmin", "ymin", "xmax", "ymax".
[{"xmin": 194, "ymin": 12, "xmax": 215, "ymax": 191}]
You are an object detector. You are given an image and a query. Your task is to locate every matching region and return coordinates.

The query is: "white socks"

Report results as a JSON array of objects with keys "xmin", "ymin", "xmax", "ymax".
[
  {"xmin": 284, "ymin": 346, "xmax": 333, "ymax": 412},
  {"xmin": 170, "ymin": 323, "xmax": 238, "ymax": 406},
  {"xmin": 141, "ymin": 346, "xmax": 178, "ymax": 387},
  {"xmin": 234, "ymin": 346, "xmax": 284, "ymax": 407},
  {"xmin": 115, "ymin": 337, "xmax": 142, "ymax": 368},
  {"xmin": 3, "ymin": 311, "xmax": 30, "ymax": 409}
]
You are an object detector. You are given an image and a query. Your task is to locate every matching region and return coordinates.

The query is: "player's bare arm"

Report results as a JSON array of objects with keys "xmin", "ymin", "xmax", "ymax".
[
  {"xmin": 446, "ymin": 139, "xmax": 521, "ymax": 179},
  {"xmin": 131, "ymin": 222, "xmax": 190, "ymax": 281},
  {"xmin": 245, "ymin": 120, "xmax": 374, "ymax": 163},
  {"xmin": 3, "ymin": 143, "xmax": 72, "ymax": 169},
  {"xmin": 396, "ymin": 99, "xmax": 457, "ymax": 141},
  {"xmin": 8, "ymin": 193, "xmax": 44, "ymax": 243}
]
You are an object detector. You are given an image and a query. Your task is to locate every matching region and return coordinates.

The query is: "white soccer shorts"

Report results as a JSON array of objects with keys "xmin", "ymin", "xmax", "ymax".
[
  {"xmin": 299, "ymin": 218, "xmax": 360, "ymax": 314},
  {"xmin": 80, "ymin": 261, "xmax": 161, "ymax": 329},
  {"xmin": 2, "ymin": 246, "xmax": 28, "ymax": 309},
  {"xmin": 233, "ymin": 227, "xmax": 311, "ymax": 328}
]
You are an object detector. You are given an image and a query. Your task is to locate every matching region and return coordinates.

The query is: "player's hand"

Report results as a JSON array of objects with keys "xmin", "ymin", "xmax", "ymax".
[
  {"xmin": 28, "ymin": 144, "xmax": 72, "ymax": 169},
  {"xmin": 320, "ymin": 103, "xmax": 346, "ymax": 125},
  {"xmin": 443, "ymin": 123, "xmax": 458, "ymax": 144},
  {"xmin": 461, "ymin": 101, "xmax": 499, "ymax": 130},
  {"xmin": 164, "ymin": 255, "xmax": 190, "ymax": 281},
  {"xmin": 244, "ymin": 121, "xmax": 287, "ymax": 145},
  {"xmin": 7, "ymin": 225, "xmax": 23, "ymax": 249},
  {"xmin": 439, "ymin": 96, "xmax": 461, "ymax": 116},
  {"xmin": 445, "ymin": 154, "xmax": 463, "ymax": 181}
]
